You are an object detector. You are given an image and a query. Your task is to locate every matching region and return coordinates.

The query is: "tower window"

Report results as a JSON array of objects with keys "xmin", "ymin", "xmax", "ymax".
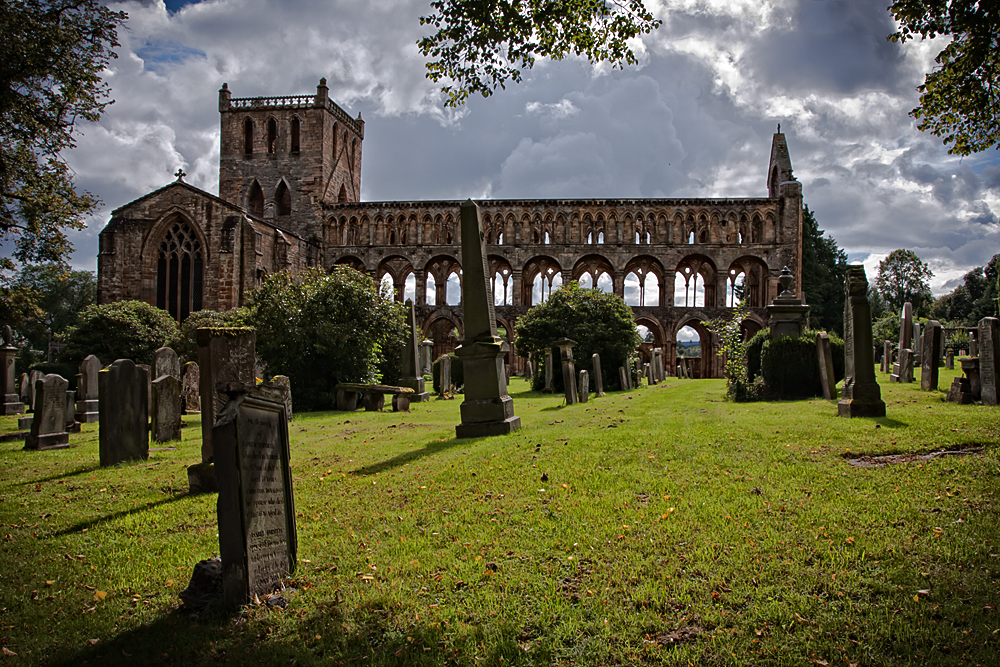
[
  {"xmin": 267, "ymin": 118, "xmax": 277, "ymax": 154},
  {"xmin": 276, "ymin": 181, "xmax": 291, "ymax": 216},
  {"xmin": 248, "ymin": 181, "xmax": 264, "ymax": 217},
  {"xmin": 243, "ymin": 118, "xmax": 254, "ymax": 154},
  {"xmin": 290, "ymin": 117, "xmax": 300, "ymax": 153},
  {"xmin": 338, "ymin": 183, "xmax": 348, "ymax": 203},
  {"xmin": 156, "ymin": 220, "xmax": 203, "ymax": 321}
]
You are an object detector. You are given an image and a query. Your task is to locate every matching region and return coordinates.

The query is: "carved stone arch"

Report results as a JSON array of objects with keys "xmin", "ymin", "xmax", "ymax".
[
  {"xmin": 740, "ymin": 312, "xmax": 767, "ymax": 341},
  {"xmin": 624, "ymin": 212, "xmax": 636, "ymax": 244},
  {"xmin": 143, "ymin": 210, "xmax": 208, "ymax": 321},
  {"xmin": 696, "ymin": 212, "xmax": 710, "ymax": 244},
  {"xmin": 764, "ymin": 212, "xmax": 776, "ymax": 243},
  {"xmin": 624, "ymin": 254, "xmax": 664, "ymax": 307},
  {"xmin": 289, "ymin": 114, "xmax": 302, "ymax": 152},
  {"xmin": 569, "ymin": 212, "xmax": 581, "ymax": 244},
  {"xmin": 572, "ymin": 254, "xmax": 615, "ymax": 290},
  {"xmin": 488, "ymin": 254, "xmax": 514, "ymax": 306},
  {"xmin": 444, "ymin": 213, "xmax": 456, "ymax": 244},
  {"xmin": 739, "ymin": 213, "xmax": 750, "ymax": 244},
  {"xmin": 728, "ymin": 256, "xmax": 770, "ymax": 308},
  {"xmin": 674, "ymin": 316, "xmax": 715, "ymax": 378},
  {"xmin": 265, "ymin": 115, "xmax": 279, "ymax": 154},
  {"xmin": 710, "ymin": 212, "xmax": 722, "ymax": 244},
  {"xmin": 522, "ymin": 255, "xmax": 563, "ymax": 305},
  {"xmin": 425, "ymin": 314, "xmax": 463, "ymax": 360},
  {"xmin": 405, "ymin": 214, "xmax": 418, "ymax": 245},
  {"xmin": 634, "ymin": 316, "xmax": 666, "ymax": 345},
  {"xmin": 376, "ymin": 255, "xmax": 415, "ymax": 302},
  {"xmin": 582, "ymin": 212, "xmax": 594, "ymax": 243},
  {"xmin": 750, "ymin": 212, "xmax": 763, "ymax": 244},
  {"xmin": 555, "ymin": 213, "xmax": 567, "ymax": 244},
  {"xmin": 274, "ymin": 179, "xmax": 291, "ymax": 217},
  {"xmin": 358, "ymin": 215, "xmax": 370, "ymax": 246},
  {"xmin": 675, "ymin": 254, "xmax": 718, "ymax": 307},
  {"xmin": 482, "ymin": 212, "xmax": 493, "ymax": 244},
  {"xmin": 245, "ymin": 179, "xmax": 265, "ymax": 218},
  {"xmin": 673, "ymin": 212, "xmax": 685, "ymax": 244},
  {"xmin": 503, "ymin": 213, "xmax": 516, "ymax": 244}
]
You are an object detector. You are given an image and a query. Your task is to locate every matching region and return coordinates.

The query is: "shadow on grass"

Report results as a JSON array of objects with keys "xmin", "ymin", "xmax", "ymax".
[
  {"xmin": 874, "ymin": 416, "xmax": 908, "ymax": 428},
  {"xmin": 350, "ymin": 437, "xmax": 474, "ymax": 477},
  {"xmin": 53, "ymin": 493, "xmax": 190, "ymax": 537},
  {"xmin": 20, "ymin": 465, "xmax": 101, "ymax": 485}
]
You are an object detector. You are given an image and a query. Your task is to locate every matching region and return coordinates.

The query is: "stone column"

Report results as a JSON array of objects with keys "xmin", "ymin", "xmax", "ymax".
[
  {"xmin": 838, "ymin": 266, "xmax": 885, "ymax": 418},
  {"xmin": 979, "ymin": 317, "xmax": 999, "ymax": 406},
  {"xmin": 0, "ymin": 326, "xmax": 24, "ymax": 415},
  {"xmin": 920, "ymin": 320, "xmax": 943, "ymax": 391},
  {"xmin": 420, "ymin": 339, "xmax": 434, "ymax": 376},
  {"xmin": 578, "ymin": 370, "xmax": 589, "ymax": 403},
  {"xmin": 553, "ymin": 338, "xmax": 578, "ymax": 405},
  {"xmin": 816, "ymin": 332, "xmax": 837, "ymax": 400},
  {"xmin": 454, "ymin": 201, "xmax": 520, "ymax": 437},
  {"xmin": 591, "ymin": 353, "xmax": 605, "ymax": 396}
]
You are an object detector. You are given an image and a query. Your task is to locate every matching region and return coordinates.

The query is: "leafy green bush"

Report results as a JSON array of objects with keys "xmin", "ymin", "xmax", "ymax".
[
  {"xmin": 431, "ymin": 353, "xmax": 464, "ymax": 394},
  {"xmin": 515, "ymin": 282, "xmax": 640, "ymax": 392},
  {"xmin": 872, "ymin": 312, "xmax": 900, "ymax": 350},
  {"xmin": 745, "ymin": 329, "xmax": 769, "ymax": 382},
  {"xmin": 759, "ymin": 330, "xmax": 845, "ymax": 399},
  {"xmin": 58, "ymin": 300, "xmax": 178, "ymax": 367},
  {"xmin": 168, "ymin": 308, "xmax": 248, "ymax": 363},
  {"xmin": 244, "ymin": 267, "xmax": 407, "ymax": 412}
]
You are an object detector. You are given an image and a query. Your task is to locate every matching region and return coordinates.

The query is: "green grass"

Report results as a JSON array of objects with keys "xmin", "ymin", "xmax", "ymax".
[{"xmin": 1, "ymin": 366, "xmax": 999, "ymax": 666}]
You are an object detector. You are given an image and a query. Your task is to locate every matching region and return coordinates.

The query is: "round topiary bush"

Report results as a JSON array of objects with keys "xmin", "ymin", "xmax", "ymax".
[{"xmin": 58, "ymin": 300, "xmax": 178, "ymax": 367}]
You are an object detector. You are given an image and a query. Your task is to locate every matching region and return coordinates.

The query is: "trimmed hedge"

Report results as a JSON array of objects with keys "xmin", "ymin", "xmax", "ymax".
[{"xmin": 748, "ymin": 329, "xmax": 845, "ymax": 399}]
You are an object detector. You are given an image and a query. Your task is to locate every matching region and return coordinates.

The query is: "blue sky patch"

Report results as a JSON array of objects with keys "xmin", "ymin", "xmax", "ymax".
[{"xmin": 136, "ymin": 40, "xmax": 206, "ymax": 70}]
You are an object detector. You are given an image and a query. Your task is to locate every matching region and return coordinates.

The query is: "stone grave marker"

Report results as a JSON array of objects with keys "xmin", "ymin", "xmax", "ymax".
[
  {"xmin": 24, "ymin": 374, "xmax": 70, "ymax": 450},
  {"xmin": 138, "ymin": 363, "xmax": 152, "ymax": 416},
  {"xmin": 524, "ymin": 360, "xmax": 533, "ymax": 381},
  {"xmin": 920, "ymin": 320, "xmax": 943, "ymax": 391},
  {"xmin": 99, "ymin": 360, "xmax": 149, "ymax": 465},
  {"xmin": 592, "ymin": 353, "xmax": 605, "ymax": 396},
  {"xmin": 816, "ymin": 332, "xmax": 837, "ymax": 400},
  {"xmin": 947, "ymin": 358, "xmax": 979, "ymax": 404},
  {"xmin": 399, "ymin": 300, "xmax": 429, "ymax": 401},
  {"xmin": 75, "ymin": 355, "xmax": 101, "ymax": 422},
  {"xmin": 554, "ymin": 338, "xmax": 578, "ymax": 405},
  {"xmin": 897, "ymin": 348, "xmax": 914, "ymax": 383},
  {"xmin": 64, "ymin": 389, "xmax": 79, "ymax": 433},
  {"xmin": 971, "ymin": 334, "xmax": 979, "ymax": 358},
  {"xmin": 183, "ymin": 362, "xmax": 201, "ymax": 412},
  {"xmin": 946, "ymin": 349, "xmax": 954, "ymax": 370},
  {"xmin": 838, "ymin": 266, "xmax": 885, "ymax": 418},
  {"xmin": 979, "ymin": 317, "xmax": 1000, "ymax": 406},
  {"xmin": 27, "ymin": 370, "xmax": 43, "ymax": 412},
  {"xmin": 619, "ymin": 366, "xmax": 628, "ymax": 391},
  {"xmin": 897, "ymin": 302, "xmax": 913, "ymax": 354},
  {"xmin": 18, "ymin": 373, "xmax": 30, "ymax": 410},
  {"xmin": 578, "ymin": 369, "xmax": 589, "ymax": 403},
  {"xmin": 153, "ymin": 346, "xmax": 181, "ymax": 380},
  {"xmin": 453, "ymin": 201, "xmax": 521, "ymax": 437},
  {"xmin": 271, "ymin": 375, "xmax": 293, "ymax": 421},
  {"xmin": 420, "ymin": 339, "xmax": 434, "ymax": 376},
  {"xmin": 1, "ymin": 325, "xmax": 24, "ymax": 415},
  {"xmin": 196, "ymin": 327, "xmax": 256, "ymax": 467},
  {"xmin": 543, "ymin": 351, "xmax": 554, "ymax": 393},
  {"xmin": 152, "ymin": 375, "xmax": 183, "ymax": 443},
  {"xmin": 214, "ymin": 383, "xmax": 297, "ymax": 608},
  {"xmin": 440, "ymin": 355, "xmax": 452, "ymax": 396},
  {"xmin": 913, "ymin": 323, "xmax": 923, "ymax": 366},
  {"xmin": 882, "ymin": 341, "xmax": 893, "ymax": 374}
]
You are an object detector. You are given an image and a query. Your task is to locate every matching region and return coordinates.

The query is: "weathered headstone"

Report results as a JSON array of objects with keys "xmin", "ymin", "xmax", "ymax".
[
  {"xmin": 64, "ymin": 389, "xmax": 79, "ymax": 433},
  {"xmin": 882, "ymin": 341, "xmax": 893, "ymax": 374},
  {"xmin": 816, "ymin": 332, "xmax": 837, "ymax": 400},
  {"xmin": 153, "ymin": 346, "xmax": 181, "ymax": 380},
  {"xmin": 634, "ymin": 358, "xmax": 642, "ymax": 386},
  {"xmin": 591, "ymin": 353, "xmax": 605, "ymax": 396},
  {"xmin": 0, "ymin": 326, "xmax": 24, "ymax": 415},
  {"xmin": 453, "ymin": 201, "xmax": 521, "ymax": 437},
  {"xmin": 920, "ymin": 320, "xmax": 943, "ymax": 391},
  {"xmin": 75, "ymin": 355, "xmax": 100, "ymax": 422},
  {"xmin": 213, "ymin": 383, "xmax": 297, "ymax": 608},
  {"xmin": 18, "ymin": 372, "xmax": 30, "ymax": 410},
  {"xmin": 554, "ymin": 338, "xmax": 578, "ymax": 405},
  {"xmin": 897, "ymin": 302, "xmax": 913, "ymax": 353},
  {"xmin": 183, "ymin": 361, "xmax": 201, "ymax": 413},
  {"xmin": 420, "ymin": 339, "xmax": 434, "ymax": 376},
  {"xmin": 945, "ymin": 349, "xmax": 954, "ymax": 370},
  {"xmin": 152, "ymin": 375, "xmax": 183, "ymax": 443},
  {"xmin": 897, "ymin": 348, "xmax": 914, "ymax": 383},
  {"xmin": 196, "ymin": 327, "xmax": 256, "ymax": 465},
  {"xmin": 963, "ymin": 356, "xmax": 981, "ymax": 399},
  {"xmin": 838, "ymin": 266, "xmax": 886, "ymax": 418},
  {"xmin": 524, "ymin": 360, "xmax": 533, "ymax": 381},
  {"xmin": 543, "ymin": 351, "xmax": 554, "ymax": 393},
  {"xmin": 913, "ymin": 323, "xmax": 923, "ymax": 366},
  {"xmin": 440, "ymin": 355, "xmax": 452, "ymax": 395},
  {"xmin": 99, "ymin": 360, "xmax": 149, "ymax": 465},
  {"xmin": 970, "ymin": 334, "xmax": 979, "ymax": 358},
  {"xmin": 619, "ymin": 366, "xmax": 629, "ymax": 391},
  {"xmin": 399, "ymin": 300, "xmax": 429, "ymax": 401},
  {"xmin": 138, "ymin": 363, "xmax": 153, "ymax": 416},
  {"xmin": 271, "ymin": 375, "xmax": 293, "ymax": 421},
  {"xmin": 644, "ymin": 362, "xmax": 652, "ymax": 386},
  {"xmin": 947, "ymin": 357, "xmax": 979, "ymax": 404},
  {"xmin": 578, "ymin": 369, "xmax": 589, "ymax": 403},
  {"xmin": 27, "ymin": 370, "xmax": 43, "ymax": 412},
  {"xmin": 24, "ymin": 374, "xmax": 70, "ymax": 450},
  {"xmin": 979, "ymin": 317, "xmax": 1000, "ymax": 406}
]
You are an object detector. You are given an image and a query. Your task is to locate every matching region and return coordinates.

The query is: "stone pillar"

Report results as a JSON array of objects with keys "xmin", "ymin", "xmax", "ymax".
[
  {"xmin": 913, "ymin": 323, "xmax": 923, "ymax": 366},
  {"xmin": 98, "ymin": 360, "xmax": 148, "ymax": 464},
  {"xmin": 838, "ymin": 266, "xmax": 885, "ymax": 418},
  {"xmin": 979, "ymin": 317, "xmax": 1000, "ymax": 406},
  {"xmin": 591, "ymin": 353, "xmax": 605, "ymax": 396},
  {"xmin": 454, "ymin": 201, "xmax": 521, "ymax": 438},
  {"xmin": 152, "ymin": 375, "xmax": 183, "ymax": 443},
  {"xmin": 420, "ymin": 339, "xmax": 434, "ymax": 376},
  {"xmin": 766, "ymin": 267, "xmax": 809, "ymax": 338},
  {"xmin": 897, "ymin": 302, "xmax": 913, "ymax": 352},
  {"xmin": 544, "ymin": 351, "xmax": 554, "ymax": 393},
  {"xmin": 898, "ymin": 348, "xmax": 914, "ymax": 383},
  {"xmin": 553, "ymin": 338, "xmax": 578, "ymax": 405},
  {"xmin": 816, "ymin": 332, "xmax": 837, "ymax": 400},
  {"xmin": 0, "ymin": 326, "xmax": 24, "ymax": 415},
  {"xmin": 24, "ymin": 374, "xmax": 70, "ymax": 450},
  {"xmin": 882, "ymin": 341, "xmax": 893, "ymax": 374},
  {"xmin": 399, "ymin": 300, "xmax": 429, "ymax": 401},
  {"xmin": 578, "ymin": 369, "xmax": 589, "ymax": 403},
  {"xmin": 153, "ymin": 346, "xmax": 181, "ymax": 380},
  {"xmin": 920, "ymin": 320, "xmax": 943, "ymax": 391}
]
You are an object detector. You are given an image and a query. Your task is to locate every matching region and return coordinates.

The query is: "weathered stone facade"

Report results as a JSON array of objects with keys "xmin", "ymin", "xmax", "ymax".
[{"xmin": 97, "ymin": 80, "xmax": 803, "ymax": 379}]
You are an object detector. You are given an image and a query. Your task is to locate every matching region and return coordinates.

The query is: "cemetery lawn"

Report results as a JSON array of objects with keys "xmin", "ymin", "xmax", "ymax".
[{"xmin": 1, "ymin": 368, "xmax": 999, "ymax": 666}]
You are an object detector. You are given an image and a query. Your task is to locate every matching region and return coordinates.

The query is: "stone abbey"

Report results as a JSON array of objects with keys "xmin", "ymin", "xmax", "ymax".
[{"xmin": 97, "ymin": 80, "xmax": 804, "ymax": 379}]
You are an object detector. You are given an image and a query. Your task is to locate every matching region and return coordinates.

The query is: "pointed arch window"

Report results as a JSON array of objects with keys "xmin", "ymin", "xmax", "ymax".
[
  {"xmin": 156, "ymin": 220, "xmax": 203, "ymax": 321},
  {"xmin": 243, "ymin": 118, "xmax": 254, "ymax": 154},
  {"xmin": 290, "ymin": 117, "xmax": 300, "ymax": 153},
  {"xmin": 338, "ymin": 183, "xmax": 348, "ymax": 203},
  {"xmin": 276, "ymin": 181, "xmax": 291, "ymax": 216},
  {"xmin": 267, "ymin": 118, "xmax": 277, "ymax": 154},
  {"xmin": 248, "ymin": 181, "xmax": 264, "ymax": 217}
]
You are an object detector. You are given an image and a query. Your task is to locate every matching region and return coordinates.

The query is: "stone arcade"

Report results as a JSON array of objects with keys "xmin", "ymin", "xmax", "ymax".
[{"xmin": 96, "ymin": 81, "xmax": 804, "ymax": 378}]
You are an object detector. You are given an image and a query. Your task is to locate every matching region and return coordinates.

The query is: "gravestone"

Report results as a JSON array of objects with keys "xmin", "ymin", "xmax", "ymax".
[
  {"xmin": 399, "ymin": 300, "xmax": 429, "ymax": 401},
  {"xmin": 543, "ymin": 351, "xmax": 554, "ymax": 393},
  {"xmin": 963, "ymin": 356, "xmax": 981, "ymax": 398},
  {"xmin": 152, "ymin": 375, "xmax": 183, "ymax": 443},
  {"xmin": 816, "ymin": 332, "xmax": 837, "ymax": 400},
  {"xmin": 970, "ymin": 334, "xmax": 979, "ymax": 358},
  {"xmin": 440, "ymin": 355, "xmax": 452, "ymax": 395},
  {"xmin": 634, "ymin": 358, "xmax": 642, "ymax": 385},
  {"xmin": 913, "ymin": 323, "xmax": 923, "ymax": 366},
  {"xmin": 183, "ymin": 362, "xmax": 201, "ymax": 413},
  {"xmin": 592, "ymin": 353, "xmax": 605, "ymax": 396},
  {"xmin": 897, "ymin": 348, "xmax": 914, "ymax": 383},
  {"xmin": 99, "ymin": 360, "xmax": 149, "ymax": 465},
  {"xmin": 64, "ymin": 389, "xmax": 79, "ymax": 433},
  {"xmin": 979, "ymin": 317, "xmax": 1000, "ymax": 406},
  {"xmin": 27, "ymin": 370, "xmax": 43, "ymax": 412},
  {"xmin": 644, "ymin": 363, "xmax": 652, "ymax": 386},
  {"xmin": 619, "ymin": 366, "xmax": 629, "ymax": 391},
  {"xmin": 882, "ymin": 341, "xmax": 893, "ymax": 374},
  {"xmin": 947, "ymin": 358, "xmax": 979, "ymax": 404},
  {"xmin": 524, "ymin": 360, "xmax": 533, "ymax": 381},
  {"xmin": 138, "ymin": 363, "xmax": 152, "ymax": 416},
  {"xmin": 453, "ymin": 201, "xmax": 521, "ymax": 438},
  {"xmin": 271, "ymin": 375, "xmax": 293, "ymax": 421},
  {"xmin": 196, "ymin": 327, "xmax": 256, "ymax": 465},
  {"xmin": 920, "ymin": 320, "xmax": 943, "ymax": 391},
  {"xmin": 24, "ymin": 374, "xmax": 70, "ymax": 450},
  {"xmin": 420, "ymin": 339, "xmax": 434, "ymax": 376},
  {"xmin": 578, "ymin": 369, "xmax": 589, "ymax": 403},
  {"xmin": 838, "ymin": 266, "xmax": 886, "ymax": 418},
  {"xmin": 75, "ymin": 355, "xmax": 100, "ymax": 422},
  {"xmin": 1, "ymin": 325, "xmax": 24, "ymax": 415},
  {"xmin": 897, "ymin": 302, "xmax": 913, "ymax": 354},
  {"xmin": 945, "ymin": 349, "xmax": 954, "ymax": 370},
  {"xmin": 19, "ymin": 373, "xmax": 30, "ymax": 410},
  {"xmin": 553, "ymin": 338, "xmax": 578, "ymax": 405},
  {"xmin": 766, "ymin": 267, "xmax": 810, "ymax": 337},
  {"xmin": 213, "ymin": 383, "xmax": 297, "ymax": 608},
  {"xmin": 153, "ymin": 346, "xmax": 181, "ymax": 380}
]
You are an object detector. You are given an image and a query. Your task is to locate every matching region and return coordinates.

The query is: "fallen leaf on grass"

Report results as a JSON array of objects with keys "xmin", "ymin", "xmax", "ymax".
[{"xmin": 93, "ymin": 591, "xmax": 107, "ymax": 601}]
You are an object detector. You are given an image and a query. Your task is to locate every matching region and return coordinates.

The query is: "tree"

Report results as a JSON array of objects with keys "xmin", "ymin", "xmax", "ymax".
[
  {"xmin": 873, "ymin": 249, "xmax": 935, "ymax": 316},
  {"xmin": 800, "ymin": 205, "xmax": 849, "ymax": 335},
  {"xmin": 514, "ymin": 281, "xmax": 640, "ymax": 391},
  {"xmin": 244, "ymin": 267, "xmax": 408, "ymax": 411},
  {"xmin": 0, "ymin": 0, "xmax": 128, "ymax": 269},
  {"xmin": 418, "ymin": 0, "xmax": 660, "ymax": 106},
  {"xmin": 931, "ymin": 254, "xmax": 1000, "ymax": 324},
  {"xmin": 888, "ymin": 0, "xmax": 1000, "ymax": 154},
  {"xmin": 58, "ymin": 300, "xmax": 178, "ymax": 367},
  {"xmin": 11, "ymin": 263, "xmax": 95, "ymax": 354}
]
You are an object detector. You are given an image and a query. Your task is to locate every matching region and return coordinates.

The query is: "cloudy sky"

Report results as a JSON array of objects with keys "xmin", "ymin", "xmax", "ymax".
[{"xmin": 62, "ymin": 0, "xmax": 1000, "ymax": 295}]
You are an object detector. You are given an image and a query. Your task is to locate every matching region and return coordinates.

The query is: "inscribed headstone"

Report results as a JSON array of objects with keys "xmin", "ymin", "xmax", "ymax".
[
  {"xmin": 214, "ymin": 384, "xmax": 297, "ymax": 608},
  {"xmin": 99, "ymin": 359, "xmax": 149, "ymax": 465},
  {"xmin": 152, "ymin": 375, "xmax": 183, "ymax": 443},
  {"xmin": 978, "ymin": 317, "xmax": 1000, "ymax": 406},
  {"xmin": 153, "ymin": 346, "xmax": 181, "ymax": 380},
  {"xmin": 882, "ymin": 341, "xmax": 893, "ymax": 374},
  {"xmin": 920, "ymin": 320, "xmax": 943, "ymax": 391},
  {"xmin": 897, "ymin": 302, "xmax": 913, "ymax": 353},
  {"xmin": 75, "ymin": 355, "xmax": 100, "ymax": 423},
  {"xmin": 619, "ymin": 366, "xmax": 628, "ymax": 391},
  {"xmin": 183, "ymin": 362, "xmax": 201, "ymax": 412},
  {"xmin": 64, "ymin": 389, "xmax": 79, "ymax": 433},
  {"xmin": 440, "ymin": 355, "xmax": 452, "ymax": 395},
  {"xmin": 544, "ymin": 351, "xmax": 554, "ymax": 392},
  {"xmin": 554, "ymin": 338, "xmax": 578, "ymax": 405},
  {"xmin": 816, "ymin": 332, "xmax": 837, "ymax": 400},
  {"xmin": 24, "ymin": 374, "xmax": 70, "ymax": 450},
  {"xmin": 591, "ymin": 353, "xmax": 605, "ymax": 396},
  {"xmin": 838, "ymin": 266, "xmax": 886, "ymax": 418}
]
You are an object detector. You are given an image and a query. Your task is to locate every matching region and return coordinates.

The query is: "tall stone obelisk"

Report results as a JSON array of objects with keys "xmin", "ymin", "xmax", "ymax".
[
  {"xmin": 838, "ymin": 265, "xmax": 886, "ymax": 418},
  {"xmin": 454, "ymin": 200, "xmax": 521, "ymax": 438}
]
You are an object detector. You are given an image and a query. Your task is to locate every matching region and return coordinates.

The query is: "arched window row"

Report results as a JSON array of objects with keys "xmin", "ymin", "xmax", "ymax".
[
  {"xmin": 242, "ymin": 115, "xmax": 305, "ymax": 156},
  {"xmin": 245, "ymin": 179, "xmax": 292, "ymax": 219}
]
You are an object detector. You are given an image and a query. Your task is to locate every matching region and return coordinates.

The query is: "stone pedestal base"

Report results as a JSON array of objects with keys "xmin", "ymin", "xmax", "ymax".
[
  {"xmin": 75, "ymin": 399, "xmax": 99, "ymax": 423},
  {"xmin": 455, "ymin": 339, "xmax": 521, "ymax": 439},
  {"xmin": 2, "ymin": 395, "xmax": 24, "ymax": 415},
  {"xmin": 399, "ymin": 376, "xmax": 428, "ymax": 401},
  {"xmin": 838, "ymin": 391, "xmax": 886, "ymax": 418},
  {"xmin": 456, "ymin": 396, "xmax": 521, "ymax": 438},
  {"xmin": 18, "ymin": 415, "xmax": 33, "ymax": 430},
  {"xmin": 24, "ymin": 431, "xmax": 70, "ymax": 451},
  {"xmin": 188, "ymin": 461, "xmax": 217, "ymax": 494}
]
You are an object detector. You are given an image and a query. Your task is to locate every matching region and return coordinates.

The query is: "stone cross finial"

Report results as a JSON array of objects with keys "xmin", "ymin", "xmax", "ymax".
[
  {"xmin": 777, "ymin": 123, "xmax": 781, "ymax": 133},
  {"xmin": 174, "ymin": 168, "xmax": 186, "ymax": 181}
]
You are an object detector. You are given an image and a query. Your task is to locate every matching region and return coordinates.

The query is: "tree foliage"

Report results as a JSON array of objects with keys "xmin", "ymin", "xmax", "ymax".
[
  {"xmin": 0, "ymin": 0, "xmax": 128, "ymax": 268},
  {"xmin": 705, "ymin": 301, "xmax": 757, "ymax": 400},
  {"xmin": 888, "ymin": 0, "xmax": 1000, "ymax": 154},
  {"xmin": 514, "ymin": 281, "xmax": 640, "ymax": 391},
  {"xmin": 418, "ymin": 0, "xmax": 660, "ymax": 106},
  {"xmin": 800, "ymin": 205, "xmax": 848, "ymax": 335},
  {"xmin": 58, "ymin": 300, "xmax": 178, "ymax": 367},
  {"xmin": 873, "ymin": 249, "xmax": 935, "ymax": 317},
  {"xmin": 244, "ymin": 267, "xmax": 408, "ymax": 411},
  {"xmin": 931, "ymin": 254, "xmax": 1000, "ymax": 325},
  {"xmin": 9, "ymin": 263, "xmax": 95, "ymax": 353}
]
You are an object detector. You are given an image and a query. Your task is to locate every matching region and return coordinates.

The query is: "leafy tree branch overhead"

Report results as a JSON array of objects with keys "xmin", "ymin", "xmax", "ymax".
[
  {"xmin": 418, "ymin": 0, "xmax": 661, "ymax": 107},
  {"xmin": 889, "ymin": 0, "xmax": 1000, "ymax": 154}
]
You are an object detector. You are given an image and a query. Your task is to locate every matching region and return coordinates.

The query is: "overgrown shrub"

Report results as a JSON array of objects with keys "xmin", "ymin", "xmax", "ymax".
[
  {"xmin": 58, "ymin": 300, "xmax": 178, "ymax": 367},
  {"xmin": 431, "ymin": 353, "xmax": 464, "ymax": 394},
  {"xmin": 759, "ymin": 330, "xmax": 845, "ymax": 399},
  {"xmin": 168, "ymin": 308, "xmax": 248, "ymax": 363}
]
